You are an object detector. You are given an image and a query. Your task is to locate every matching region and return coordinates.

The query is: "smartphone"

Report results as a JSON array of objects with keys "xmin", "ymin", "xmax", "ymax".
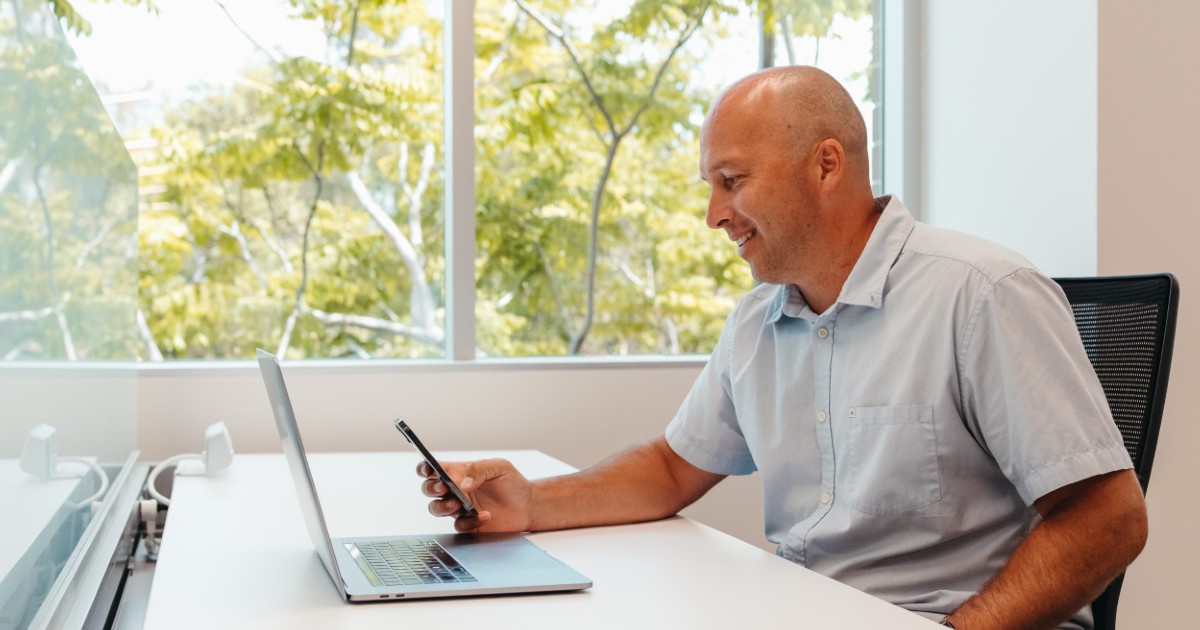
[{"xmin": 395, "ymin": 419, "xmax": 478, "ymax": 518}]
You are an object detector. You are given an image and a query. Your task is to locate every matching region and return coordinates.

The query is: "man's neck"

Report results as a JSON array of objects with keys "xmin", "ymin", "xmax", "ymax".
[{"xmin": 790, "ymin": 197, "xmax": 884, "ymax": 314}]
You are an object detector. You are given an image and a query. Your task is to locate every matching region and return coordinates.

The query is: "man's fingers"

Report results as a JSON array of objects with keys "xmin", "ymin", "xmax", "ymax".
[
  {"xmin": 415, "ymin": 460, "xmax": 472, "ymax": 484},
  {"xmin": 428, "ymin": 497, "xmax": 460, "ymax": 517},
  {"xmin": 452, "ymin": 511, "xmax": 492, "ymax": 533},
  {"xmin": 421, "ymin": 477, "xmax": 446, "ymax": 498}
]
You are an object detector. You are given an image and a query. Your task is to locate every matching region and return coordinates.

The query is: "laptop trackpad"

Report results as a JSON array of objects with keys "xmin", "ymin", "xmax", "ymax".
[{"xmin": 443, "ymin": 534, "xmax": 556, "ymax": 567}]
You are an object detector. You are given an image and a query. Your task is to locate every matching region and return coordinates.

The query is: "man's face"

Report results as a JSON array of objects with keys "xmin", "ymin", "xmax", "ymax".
[{"xmin": 699, "ymin": 90, "xmax": 821, "ymax": 285}]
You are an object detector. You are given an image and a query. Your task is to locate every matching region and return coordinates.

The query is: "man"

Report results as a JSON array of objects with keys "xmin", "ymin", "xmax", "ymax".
[{"xmin": 418, "ymin": 66, "xmax": 1147, "ymax": 629}]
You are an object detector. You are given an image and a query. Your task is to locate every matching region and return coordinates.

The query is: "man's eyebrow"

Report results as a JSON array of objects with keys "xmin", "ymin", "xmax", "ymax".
[{"xmin": 699, "ymin": 158, "xmax": 733, "ymax": 182}]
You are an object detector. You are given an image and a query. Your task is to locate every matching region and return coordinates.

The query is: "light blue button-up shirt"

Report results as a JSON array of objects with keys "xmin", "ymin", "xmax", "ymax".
[{"xmin": 665, "ymin": 196, "xmax": 1130, "ymax": 628}]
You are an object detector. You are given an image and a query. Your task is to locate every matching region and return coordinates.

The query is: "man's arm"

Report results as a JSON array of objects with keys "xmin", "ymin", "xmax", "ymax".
[
  {"xmin": 420, "ymin": 434, "xmax": 726, "ymax": 533},
  {"xmin": 945, "ymin": 469, "xmax": 1148, "ymax": 629}
]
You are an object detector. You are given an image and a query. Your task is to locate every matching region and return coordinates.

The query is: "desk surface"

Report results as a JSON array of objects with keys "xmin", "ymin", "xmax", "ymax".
[
  {"xmin": 144, "ymin": 451, "xmax": 938, "ymax": 629},
  {"xmin": 0, "ymin": 459, "xmax": 83, "ymax": 578}
]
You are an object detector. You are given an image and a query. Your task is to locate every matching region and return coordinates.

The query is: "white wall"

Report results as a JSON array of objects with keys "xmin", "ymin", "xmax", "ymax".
[
  {"xmin": 0, "ymin": 365, "xmax": 137, "ymax": 461},
  {"xmin": 1097, "ymin": 0, "xmax": 1200, "ymax": 625},
  {"xmin": 922, "ymin": 0, "xmax": 1098, "ymax": 277}
]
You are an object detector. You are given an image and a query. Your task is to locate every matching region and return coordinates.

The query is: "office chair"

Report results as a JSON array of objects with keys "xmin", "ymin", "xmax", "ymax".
[{"xmin": 1053, "ymin": 273, "xmax": 1179, "ymax": 630}]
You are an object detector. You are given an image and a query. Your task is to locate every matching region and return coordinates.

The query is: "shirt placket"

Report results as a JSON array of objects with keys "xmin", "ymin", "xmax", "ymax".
[{"xmin": 793, "ymin": 313, "xmax": 838, "ymax": 565}]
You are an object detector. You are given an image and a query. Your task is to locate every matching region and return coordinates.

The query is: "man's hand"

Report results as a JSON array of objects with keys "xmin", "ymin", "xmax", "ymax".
[
  {"xmin": 417, "ymin": 436, "xmax": 725, "ymax": 535},
  {"xmin": 418, "ymin": 458, "xmax": 533, "ymax": 533}
]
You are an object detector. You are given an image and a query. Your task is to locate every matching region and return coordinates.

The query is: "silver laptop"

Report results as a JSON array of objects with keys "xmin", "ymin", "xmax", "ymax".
[{"xmin": 256, "ymin": 349, "xmax": 592, "ymax": 602}]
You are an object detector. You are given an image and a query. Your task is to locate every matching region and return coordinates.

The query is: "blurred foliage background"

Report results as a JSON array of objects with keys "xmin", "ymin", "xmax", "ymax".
[{"xmin": 2, "ymin": 0, "xmax": 873, "ymax": 360}]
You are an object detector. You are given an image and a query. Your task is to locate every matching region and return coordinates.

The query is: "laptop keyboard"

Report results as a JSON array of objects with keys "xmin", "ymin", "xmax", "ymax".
[{"xmin": 349, "ymin": 540, "xmax": 478, "ymax": 587}]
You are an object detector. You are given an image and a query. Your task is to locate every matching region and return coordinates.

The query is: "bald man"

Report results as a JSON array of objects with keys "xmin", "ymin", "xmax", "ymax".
[{"xmin": 419, "ymin": 67, "xmax": 1146, "ymax": 630}]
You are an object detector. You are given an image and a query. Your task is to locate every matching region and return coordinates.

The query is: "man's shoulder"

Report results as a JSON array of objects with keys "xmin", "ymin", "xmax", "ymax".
[{"xmin": 902, "ymin": 222, "xmax": 1039, "ymax": 286}]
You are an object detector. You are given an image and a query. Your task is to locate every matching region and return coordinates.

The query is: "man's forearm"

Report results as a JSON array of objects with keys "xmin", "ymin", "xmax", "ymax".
[
  {"xmin": 527, "ymin": 436, "xmax": 725, "ymax": 532},
  {"xmin": 946, "ymin": 470, "xmax": 1147, "ymax": 629}
]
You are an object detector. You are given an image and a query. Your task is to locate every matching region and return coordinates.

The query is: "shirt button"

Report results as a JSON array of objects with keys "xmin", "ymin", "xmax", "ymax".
[
  {"xmin": 817, "ymin": 411, "xmax": 827, "ymax": 423},
  {"xmin": 817, "ymin": 327, "xmax": 829, "ymax": 338},
  {"xmin": 821, "ymin": 493, "xmax": 831, "ymax": 504}
]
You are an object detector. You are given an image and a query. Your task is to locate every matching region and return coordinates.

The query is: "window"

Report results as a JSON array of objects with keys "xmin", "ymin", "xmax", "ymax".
[
  {"xmin": 1, "ymin": 0, "xmax": 137, "ymax": 620},
  {"xmin": 55, "ymin": 0, "xmax": 880, "ymax": 360},
  {"xmin": 474, "ymin": 0, "xmax": 878, "ymax": 356}
]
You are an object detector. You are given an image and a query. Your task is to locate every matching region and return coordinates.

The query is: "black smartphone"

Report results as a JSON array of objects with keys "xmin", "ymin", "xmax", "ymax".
[{"xmin": 395, "ymin": 419, "xmax": 479, "ymax": 518}]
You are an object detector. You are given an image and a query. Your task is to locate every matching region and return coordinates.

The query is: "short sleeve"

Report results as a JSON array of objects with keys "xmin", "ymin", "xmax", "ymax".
[
  {"xmin": 665, "ymin": 303, "xmax": 757, "ymax": 476},
  {"xmin": 959, "ymin": 268, "xmax": 1133, "ymax": 505}
]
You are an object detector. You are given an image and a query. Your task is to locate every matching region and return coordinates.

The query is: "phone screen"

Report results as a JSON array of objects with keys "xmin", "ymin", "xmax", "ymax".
[{"xmin": 395, "ymin": 419, "xmax": 478, "ymax": 517}]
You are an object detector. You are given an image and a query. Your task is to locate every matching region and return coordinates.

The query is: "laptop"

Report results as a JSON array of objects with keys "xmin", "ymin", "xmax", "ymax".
[{"xmin": 256, "ymin": 349, "xmax": 592, "ymax": 602}]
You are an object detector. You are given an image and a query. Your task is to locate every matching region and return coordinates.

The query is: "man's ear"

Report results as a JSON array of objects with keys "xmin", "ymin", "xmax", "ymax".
[{"xmin": 814, "ymin": 139, "xmax": 845, "ymax": 190}]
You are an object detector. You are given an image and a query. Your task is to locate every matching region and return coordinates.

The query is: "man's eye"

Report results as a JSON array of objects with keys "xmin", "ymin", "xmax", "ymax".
[{"xmin": 723, "ymin": 176, "xmax": 737, "ymax": 188}]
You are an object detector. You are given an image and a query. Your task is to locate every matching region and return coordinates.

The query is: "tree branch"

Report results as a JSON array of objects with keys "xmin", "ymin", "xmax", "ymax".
[
  {"xmin": 347, "ymin": 171, "xmax": 439, "ymax": 332},
  {"xmin": 308, "ymin": 307, "xmax": 443, "ymax": 347},
  {"xmin": 398, "ymin": 141, "xmax": 436, "ymax": 251},
  {"xmin": 4, "ymin": 339, "xmax": 36, "ymax": 361},
  {"xmin": 278, "ymin": 140, "xmax": 325, "ymax": 357},
  {"xmin": 346, "ymin": 0, "xmax": 362, "ymax": 66},
  {"xmin": 184, "ymin": 230, "xmax": 209, "ymax": 283},
  {"xmin": 248, "ymin": 218, "xmax": 294, "ymax": 273},
  {"xmin": 481, "ymin": 15, "xmax": 520, "ymax": 81},
  {"xmin": 569, "ymin": 139, "xmax": 617, "ymax": 354},
  {"xmin": 617, "ymin": 0, "xmax": 710, "ymax": 138},
  {"xmin": 0, "ymin": 305, "xmax": 55, "ymax": 323},
  {"xmin": 218, "ymin": 220, "xmax": 268, "ymax": 289},
  {"xmin": 31, "ymin": 162, "xmax": 58, "ymax": 316},
  {"xmin": 517, "ymin": 1, "xmax": 712, "ymax": 353},
  {"xmin": 780, "ymin": 14, "xmax": 797, "ymax": 65},
  {"xmin": 515, "ymin": 0, "xmax": 617, "ymax": 139},
  {"xmin": 662, "ymin": 315, "xmax": 680, "ymax": 354},
  {"xmin": 137, "ymin": 307, "xmax": 164, "ymax": 361},
  {"xmin": 533, "ymin": 235, "xmax": 576, "ymax": 340},
  {"xmin": 211, "ymin": 0, "xmax": 285, "ymax": 63},
  {"xmin": 0, "ymin": 157, "xmax": 21, "ymax": 195},
  {"xmin": 74, "ymin": 216, "xmax": 120, "ymax": 270}
]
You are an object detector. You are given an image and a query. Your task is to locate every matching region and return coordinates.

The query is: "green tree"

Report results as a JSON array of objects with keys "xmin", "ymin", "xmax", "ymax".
[
  {"xmin": 137, "ymin": 0, "xmax": 446, "ymax": 359},
  {"xmin": 1, "ymin": 0, "xmax": 140, "ymax": 360},
  {"xmin": 110, "ymin": 0, "xmax": 872, "ymax": 359}
]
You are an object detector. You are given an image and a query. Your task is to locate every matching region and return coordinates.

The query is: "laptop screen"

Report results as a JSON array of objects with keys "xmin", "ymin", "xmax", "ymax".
[{"xmin": 256, "ymin": 349, "xmax": 347, "ymax": 595}]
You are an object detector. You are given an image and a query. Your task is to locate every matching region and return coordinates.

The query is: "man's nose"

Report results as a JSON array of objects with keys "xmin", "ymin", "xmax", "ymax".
[{"xmin": 706, "ymin": 189, "xmax": 730, "ymax": 230}]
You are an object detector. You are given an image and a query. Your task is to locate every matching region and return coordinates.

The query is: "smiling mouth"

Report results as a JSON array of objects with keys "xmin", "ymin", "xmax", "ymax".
[{"xmin": 736, "ymin": 229, "xmax": 758, "ymax": 247}]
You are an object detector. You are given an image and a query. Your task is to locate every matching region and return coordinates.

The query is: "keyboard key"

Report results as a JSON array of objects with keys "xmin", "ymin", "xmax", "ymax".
[{"xmin": 355, "ymin": 540, "xmax": 477, "ymax": 585}]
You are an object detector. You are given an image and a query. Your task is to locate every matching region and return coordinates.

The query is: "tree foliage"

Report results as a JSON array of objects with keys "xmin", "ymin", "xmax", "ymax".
[
  {"xmin": 1, "ymin": 0, "xmax": 139, "ymax": 360},
  {"xmin": 2, "ymin": 0, "xmax": 874, "ymax": 360}
]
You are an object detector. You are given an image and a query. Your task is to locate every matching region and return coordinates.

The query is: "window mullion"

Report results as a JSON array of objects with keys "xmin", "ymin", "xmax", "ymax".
[
  {"xmin": 881, "ymin": 0, "xmax": 922, "ymax": 219},
  {"xmin": 444, "ymin": 0, "xmax": 476, "ymax": 361}
]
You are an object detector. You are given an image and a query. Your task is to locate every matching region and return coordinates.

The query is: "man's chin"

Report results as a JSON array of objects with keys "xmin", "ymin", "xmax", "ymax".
[{"xmin": 747, "ymin": 262, "xmax": 781, "ymax": 285}]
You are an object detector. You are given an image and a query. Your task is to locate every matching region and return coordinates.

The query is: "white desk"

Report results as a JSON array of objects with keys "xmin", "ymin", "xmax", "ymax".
[
  {"xmin": 0, "ymin": 459, "xmax": 86, "ymax": 621},
  {"xmin": 143, "ymin": 452, "xmax": 939, "ymax": 629},
  {"xmin": 0, "ymin": 460, "xmax": 82, "ymax": 577}
]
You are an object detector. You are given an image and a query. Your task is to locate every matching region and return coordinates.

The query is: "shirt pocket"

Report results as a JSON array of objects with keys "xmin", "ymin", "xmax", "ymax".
[{"xmin": 845, "ymin": 404, "xmax": 942, "ymax": 515}]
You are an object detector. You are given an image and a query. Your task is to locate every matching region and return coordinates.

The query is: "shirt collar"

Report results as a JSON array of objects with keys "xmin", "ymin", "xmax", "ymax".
[{"xmin": 767, "ymin": 195, "xmax": 915, "ymax": 324}]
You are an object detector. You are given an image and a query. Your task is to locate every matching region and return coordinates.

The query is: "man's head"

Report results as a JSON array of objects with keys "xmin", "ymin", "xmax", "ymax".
[{"xmin": 699, "ymin": 66, "xmax": 875, "ymax": 287}]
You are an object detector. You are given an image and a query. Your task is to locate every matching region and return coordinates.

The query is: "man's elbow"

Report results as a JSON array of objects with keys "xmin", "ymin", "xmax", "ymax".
[
  {"xmin": 1121, "ymin": 490, "xmax": 1149, "ymax": 565},
  {"xmin": 1107, "ymin": 472, "xmax": 1149, "ymax": 569}
]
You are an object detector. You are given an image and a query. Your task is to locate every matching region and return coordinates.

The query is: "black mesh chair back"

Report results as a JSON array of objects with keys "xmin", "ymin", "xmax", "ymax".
[{"xmin": 1053, "ymin": 273, "xmax": 1179, "ymax": 630}]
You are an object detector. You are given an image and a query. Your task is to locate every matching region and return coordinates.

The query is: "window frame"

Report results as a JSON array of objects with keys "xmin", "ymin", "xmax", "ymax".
[
  {"xmin": 439, "ymin": 0, "xmax": 911, "ymax": 364},
  {"xmin": 121, "ymin": 0, "xmax": 912, "ymax": 369}
]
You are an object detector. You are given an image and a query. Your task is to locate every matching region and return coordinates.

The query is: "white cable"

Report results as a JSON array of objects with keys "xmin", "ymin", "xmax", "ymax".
[
  {"xmin": 146, "ymin": 453, "xmax": 202, "ymax": 507},
  {"xmin": 57, "ymin": 456, "xmax": 109, "ymax": 510}
]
